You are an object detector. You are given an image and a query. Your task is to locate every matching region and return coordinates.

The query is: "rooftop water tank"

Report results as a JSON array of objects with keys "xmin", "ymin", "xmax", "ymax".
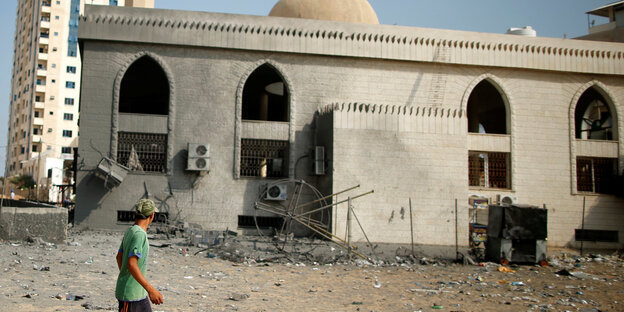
[{"xmin": 506, "ymin": 26, "xmax": 537, "ymax": 37}]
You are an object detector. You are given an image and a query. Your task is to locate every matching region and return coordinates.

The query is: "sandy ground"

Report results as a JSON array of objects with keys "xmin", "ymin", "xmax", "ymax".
[{"xmin": 1, "ymin": 230, "xmax": 623, "ymax": 312}]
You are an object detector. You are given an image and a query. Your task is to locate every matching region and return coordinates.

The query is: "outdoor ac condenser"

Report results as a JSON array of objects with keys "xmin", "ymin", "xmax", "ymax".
[
  {"xmin": 187, "ymin": 143, "xmax": 210, "ymax": 171},
  {"xmin": 265, "ymin": 184, "xmax": 287, "ymax": 201},
  {"xmin": 95, "ymin": 157, "xmax": 129, "ymax": 187},
  {"xmin": 498, "ymin": 194, "xmax": 518, "ymax": 206}
]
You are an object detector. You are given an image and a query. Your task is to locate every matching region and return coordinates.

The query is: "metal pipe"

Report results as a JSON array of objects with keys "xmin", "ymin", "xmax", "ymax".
[
  {"xmin": 455, "ymin": 199, "xmax": 459, "ymax": 261},
  {"xmin": 292, "ymin": 215, "xmax": 366, "ymax": 259},
  {"xmin": 349, "ymin": 203, "xmax": 378, "ymax": 260},
  {"xmin": 409, "ymin": 198, "xmax": 414, "ymax": 257},
  {"xmin": 297, "ymin": 190, "xmax": 374, "ymax": 218},
  {"xmin": 581, "ymin": 196, "xmax": 586, "ymax": 256},
  {"xmin": 255, "ymin": 203, "xmax": 289, "ymax": 217},
  {"xmin": 296, "ymin": 184, "xmax": 360, "ymax": 210},
  {"xmin": 347, "ymin": 197, "xmax": 352, "ymax": 260}
]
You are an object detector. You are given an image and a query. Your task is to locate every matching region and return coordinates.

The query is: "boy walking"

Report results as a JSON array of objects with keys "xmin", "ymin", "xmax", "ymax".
[{"xmin": 116, "ymin": 199, "xmax": 164, "ymax": 311}]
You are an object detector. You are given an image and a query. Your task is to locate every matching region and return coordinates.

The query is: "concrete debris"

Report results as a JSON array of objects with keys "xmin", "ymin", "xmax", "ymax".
[
  {"xmin": 228, "ymin": 293, "xmax": 250, "ymax": 301},
  {"xmin": 1, "ymin": 229, "xmax": 622, "ymax": 311}
]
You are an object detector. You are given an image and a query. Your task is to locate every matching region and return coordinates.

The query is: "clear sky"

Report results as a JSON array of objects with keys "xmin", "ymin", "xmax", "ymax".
[{"xmin": 0, "ymin": 0, "xmax": 614, "ymax": 176}]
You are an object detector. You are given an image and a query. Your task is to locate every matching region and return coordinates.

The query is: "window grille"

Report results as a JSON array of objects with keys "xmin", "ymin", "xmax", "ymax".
[
  {"xmin": 469, "ymin": 151, "xmax": 510, "ymax": 189},
  {"xmin": 576, "ymin": 157, "xmax": 616, "ymax": 193},
  {"xmin": 117, "ymin": 132, "xmax": 167, "ymax": 173},
  {"xmin": 240, "ymin": 139, "xmax": 287, "ymax": 178}
]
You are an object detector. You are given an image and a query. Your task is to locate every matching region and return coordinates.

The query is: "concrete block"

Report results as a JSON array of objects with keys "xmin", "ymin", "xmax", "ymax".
[{"xmin": 0, "ymin": 207, "xmax": 68, "ymax": 243}]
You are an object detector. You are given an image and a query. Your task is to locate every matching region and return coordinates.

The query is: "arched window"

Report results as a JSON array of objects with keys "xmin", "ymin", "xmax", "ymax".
[
  {"xmin": 467, "ymin": 80, "xmax": 507, "ymax": 134},
  {"xmin": 574, "ymin": 87, "xmax": 614, "ymax": 140},
  {"xmin": 242, "ymin": 64, "xmax": 289, "ymax": 122},
  {"xmin": 466, "ymin": 79, "xmax": 511, "ymax": 189},
  {"xmin": 119, "ymin": 56, "xmax": 169, "ymax": 115},
  {"xmin": 116, "ymin": 55, "xmax": 170, "ymax": 173},
  {"xmin": 572, "ymin": 85, "xmax": 618, "ymax": 194}
]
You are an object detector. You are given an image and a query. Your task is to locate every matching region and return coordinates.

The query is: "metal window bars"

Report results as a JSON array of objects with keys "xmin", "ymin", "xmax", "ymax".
[
  {"xmin": 576, "ymin": 157, "xmax": 616, "ymax": 193},
  {"xmin": 117, "ymin": 132, "xmax": 167, "ymax": 173},
  {"xmin": 469, "ymin": 151, "xmax": 510, "ymax": 189},
  {"xmin": 240, "ymin": 139, "xmax": 287, "ymax": 178}
]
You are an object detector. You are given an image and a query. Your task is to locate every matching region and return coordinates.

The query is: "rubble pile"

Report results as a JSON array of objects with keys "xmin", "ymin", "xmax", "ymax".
[{"xmin": 0, "ymin": 229, "xmax": 622, "ymax": 311}]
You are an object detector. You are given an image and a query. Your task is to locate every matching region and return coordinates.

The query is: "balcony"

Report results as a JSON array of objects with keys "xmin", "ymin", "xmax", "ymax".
[
  {"xmin": 589, "ymin": 21, "xmax": 616, "ymax": 35},
  {"xmin": 35, "ymin": 84, "xmax": 46, "ymax": 93},
  {"xmin": 33, "ymin": 117, "xmax": 44, "ymax": 126},
  {"xmin": 36, "ymin": 68, "xmax": 47, "ymax": 76},
  {"xmin": 40, "ymin": 21, "xmax": 50, "ymax": 29},
  {"xmin": 32, "ymin": 134, "xmax": 42, "ymax": 143},
  {"xmin": 41, "ymin": 6, "xmax": 51, "ymax": 13},
  {"xmin": 34, "ymin": 101, "xmax": 45, "ymax": 109},
  {"xmin": 38, "ymin": 53, "xmax": 48, "ymax": 61}
]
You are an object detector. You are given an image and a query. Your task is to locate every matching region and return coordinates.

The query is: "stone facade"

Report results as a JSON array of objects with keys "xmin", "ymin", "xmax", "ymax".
[{"xmin": 76, "ymin": 5, "xmax": 624, "ymax": 249}]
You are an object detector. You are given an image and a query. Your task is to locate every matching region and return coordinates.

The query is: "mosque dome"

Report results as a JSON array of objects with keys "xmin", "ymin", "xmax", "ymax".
[{"xmin": 269, "ymin": 0, "xmax": 379, "ymax": 24}]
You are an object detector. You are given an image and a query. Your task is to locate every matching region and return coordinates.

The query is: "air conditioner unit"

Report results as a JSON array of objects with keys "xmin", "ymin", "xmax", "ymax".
[
  {"xmin": 265, "ymin": 184, "xmax": 287, "ymax": 201},
  {"xmin": 498, "ymin": 194, "xmax": 518, "ymax": 206},
  {"xmin": 95, "ymin": 157, "xmax": 128, "ymax": 187},
  {"xmin": 314, "ymin": 146, "xmax": 325, "ymax": 175},
  {"xmin": 468, "ymin": 194, "xmax": 488, "ymax": 206},
  {"xmin": 187, "ymin": 143, "xmax": 210, "ymax": 171}
]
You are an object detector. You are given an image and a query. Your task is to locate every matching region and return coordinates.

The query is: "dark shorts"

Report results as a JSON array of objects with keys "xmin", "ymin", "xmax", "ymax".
[{"xmin": 118, "ymin": 297, "xmax": 152, "ymax": 312}]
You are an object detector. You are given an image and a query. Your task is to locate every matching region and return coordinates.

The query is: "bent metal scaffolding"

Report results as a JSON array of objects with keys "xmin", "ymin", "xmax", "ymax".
[{"xmin": 254, "ymin": 179, "xmax": 375, "ymax": 260}]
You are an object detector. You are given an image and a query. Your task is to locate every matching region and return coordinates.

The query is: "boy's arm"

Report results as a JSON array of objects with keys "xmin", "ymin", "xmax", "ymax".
[
  {"xmin": 116, "ymin": 252, "xmax": 123, "ymax": 270},
  {"xmin": 127, "ymin": 256, "xmax": 164, "ymax": 305}
]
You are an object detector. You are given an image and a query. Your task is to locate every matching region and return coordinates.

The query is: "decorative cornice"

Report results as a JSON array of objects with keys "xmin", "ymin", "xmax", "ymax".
[
  {"xmin": 319, "ymin": 102, "xmax": 465, "ymax": 118},
  {"xmin": 319, "ymin": 103, "xmax": 466, "ymax": 134},
  {"xmin": 80, "ymin": 5, "xmax": 624, "ymax": 75}
]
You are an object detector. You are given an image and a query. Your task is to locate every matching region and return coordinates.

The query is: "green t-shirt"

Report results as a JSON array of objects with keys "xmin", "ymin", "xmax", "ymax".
[{"xmin": 115, "ymin": 225, "xmax": 150, "ymax": 301}]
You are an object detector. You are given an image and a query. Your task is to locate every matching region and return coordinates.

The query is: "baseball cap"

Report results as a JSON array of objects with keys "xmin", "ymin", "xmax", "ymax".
[{"xmin": 135, "ymin": 198, "xmax": 158, "ymax": 218}]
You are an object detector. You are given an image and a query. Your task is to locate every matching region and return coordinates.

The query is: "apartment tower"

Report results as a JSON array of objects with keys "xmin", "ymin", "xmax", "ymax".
[{"xmin": 5, "ymin": 0, "xmax": 153, "ymax": 201}]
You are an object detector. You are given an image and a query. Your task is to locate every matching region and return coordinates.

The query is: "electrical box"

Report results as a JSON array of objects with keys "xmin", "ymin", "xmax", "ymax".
[
  {"xmin": 314, "ymin": 146, "xmax": 325, "ymax": 175},
  {"xmin": 187, "ymin": 143, "xmax": 210, "ymax": 171},
  {"xmin": 486, "ymin": 205, "xmax": 548, "ymax": 263}
]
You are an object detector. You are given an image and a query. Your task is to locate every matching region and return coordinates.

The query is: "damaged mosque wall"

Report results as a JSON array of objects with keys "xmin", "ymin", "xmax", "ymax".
[{"xmin": 76, "ymin": 3, "xmax": 624, "ymax": 249}]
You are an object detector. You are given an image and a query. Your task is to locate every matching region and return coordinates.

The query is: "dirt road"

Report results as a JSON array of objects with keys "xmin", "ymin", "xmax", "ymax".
[{"xmin": 1, "ymin": 231, "xmax": 622, "ymax": 311}]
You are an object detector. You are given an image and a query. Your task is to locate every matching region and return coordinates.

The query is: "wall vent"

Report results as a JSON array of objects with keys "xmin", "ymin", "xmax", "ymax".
[
  {"xmin": 575, "ymin": 229, "xmax": 619, "ymax": 242},
  {"xmin": 238, "ymin": 215, "xmax": 284, "ymax": 228}
]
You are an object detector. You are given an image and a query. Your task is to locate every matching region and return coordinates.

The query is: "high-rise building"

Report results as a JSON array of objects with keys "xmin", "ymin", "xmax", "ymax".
[{"xmin": 5, "ymin": 0, "xmax": 153, "ymax": 201}]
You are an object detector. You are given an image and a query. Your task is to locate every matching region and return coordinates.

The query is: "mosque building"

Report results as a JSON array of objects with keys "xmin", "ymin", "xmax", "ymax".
[{"xmin": 76, "ymin": 0, "xmax": 624, "ymax": 251}]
